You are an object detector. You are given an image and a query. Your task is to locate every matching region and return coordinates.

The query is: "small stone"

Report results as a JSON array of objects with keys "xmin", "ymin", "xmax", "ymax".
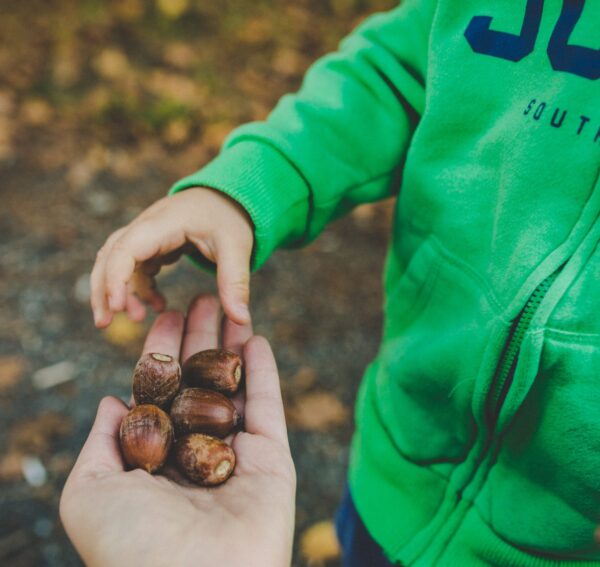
[
  {"xmin": 33, "ymin": 518, "xmax": 54, "ymax": 539},
  {"xmin": 86, "ymin": 190, "xmax": 116, "ymax": 217},
  {"xmin": 73, "ymin": 273, "xmax": 91, "ymax": 303},
  {"xmin": 21, "ymin": 456, "xmax": 47, "ymax": 487},
  {"xmin": 32, "ymin": 361, "xmax": 76, "ymax": 390}
]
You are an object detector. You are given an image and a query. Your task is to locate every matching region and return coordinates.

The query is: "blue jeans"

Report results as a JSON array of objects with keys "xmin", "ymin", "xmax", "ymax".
[{"xmin": 335, "ymin": 487, "xmax": 398, "ymax": 567}]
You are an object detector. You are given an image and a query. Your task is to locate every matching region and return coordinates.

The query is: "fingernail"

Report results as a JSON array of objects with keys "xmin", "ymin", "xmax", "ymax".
[
  {"xmin": 93, "ymin": 312, "xmax": 105, "ymax": 328},
  {"xmin": 236, "ymin": 303, "xmax": 251, "ymax": 322},
  {"xmin": 108, "ymin": 293, "xmax": 120, "ymax": 312}
]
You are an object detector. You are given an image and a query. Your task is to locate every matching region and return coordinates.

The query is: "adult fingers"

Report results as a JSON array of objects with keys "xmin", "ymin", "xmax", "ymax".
[
  {"xmin": 141, "ymin": 311, "xmax": 185, "ymax": 360},
  {"xmin": 71, "ymin": 396, "xmax": 129, "ymax": 477},
  {"xmin": 128, "ymin": 269, "xmax": 166, "ymax": 314},
  {"xmin": 222, "ymin": 316, "xmax": 253, "ymax": 417},
  {"xmin": 180, "ymin": 295, "xmax": 220, "ymax": 363},
  {"xmin": 241, "ymin": 336, "xmax": 288, "ymax": 447},
  {"xmin": 104, "ymin": 220, "xmax": 186, "ymax": 313},
  {"xmin": 215, "ymin": 236, "xmax": 252, "ymax": 326}
]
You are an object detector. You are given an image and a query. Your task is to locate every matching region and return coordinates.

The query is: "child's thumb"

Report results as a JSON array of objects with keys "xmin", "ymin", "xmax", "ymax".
[{"xmin": 215, "ymin": 238, "xmax": 252, "ymax": 325}]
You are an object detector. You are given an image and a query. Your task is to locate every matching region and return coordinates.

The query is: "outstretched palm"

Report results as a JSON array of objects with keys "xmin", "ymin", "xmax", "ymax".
[{"xmin": 60, "ymin": 296, "xmax": 296, "ymax": 567}]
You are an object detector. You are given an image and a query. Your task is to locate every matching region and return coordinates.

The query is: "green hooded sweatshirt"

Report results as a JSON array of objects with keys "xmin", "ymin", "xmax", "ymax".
[{"xmin": 170, "ymin": 0, "xmax": 600, "ymax": 564}]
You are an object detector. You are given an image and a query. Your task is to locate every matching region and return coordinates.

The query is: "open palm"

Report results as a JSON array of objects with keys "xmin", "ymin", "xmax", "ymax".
[{"xmin": 60, "ymin": 296, "xmax": 296, "ymax": 567}]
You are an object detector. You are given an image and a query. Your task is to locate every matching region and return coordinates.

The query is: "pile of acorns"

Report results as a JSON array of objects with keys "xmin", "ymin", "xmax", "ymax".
[{"xmin": 119, "ymin": 349, "xmax": 243, "ymax": 486}]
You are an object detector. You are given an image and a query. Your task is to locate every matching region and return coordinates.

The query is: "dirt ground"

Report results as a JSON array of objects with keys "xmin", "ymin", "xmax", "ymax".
[{"xmin": 0, "ymin": 1, "xmax": 395, "ymax": 565}]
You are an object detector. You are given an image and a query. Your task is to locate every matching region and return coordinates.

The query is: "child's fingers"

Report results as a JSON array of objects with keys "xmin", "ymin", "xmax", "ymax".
[
  {"xmin": 103, "ymin": 221, "xmax": 185, "ymax": 313},
  {"xmin": 125, "ymin": 293, "xmax": 147, "ymax": 322},
  {"xmin": 91, "ymin": 228, "xmax": 126, "ymax": 327},
  {"xmin": 215, "ymin": 237, "xmax": 252, "ymax": 326},
  {"xmin": 129, "ymin": 269, "xmax": 166, "ymax": 313}
]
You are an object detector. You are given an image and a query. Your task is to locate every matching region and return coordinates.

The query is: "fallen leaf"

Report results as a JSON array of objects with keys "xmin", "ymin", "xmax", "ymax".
[
  {"xmin": 0, "ymin": 115, "xmax": 14, "ymax": 145},
  {"xmin": 331, "ymin": 0, "xmax": 359, "ymax": 17},
  {"xmin": 163, "ymin": 117, "xmax": 191, "ymax": 146},
  {"xmin": 114, "ymin": 0, "xmax": 145, "ymax": 21},
  {"xmin": 93, "ymin": 49, "xmax": 131, "ymax": 81},
  {"xmin": 164, "ymin": 43, "xmax": 197, "ymax": 69},
  {"xmin": 0, "ymin": 356, "xmax": 25, "ymax": 392},
  {"xmin": 66, "ymin": 162, "xmax": 95, "ymax": 190},
  {"xmin": 0, "ymin": 451, "xmax": 24, "ymax": 482},
  {"xmin": 236, "ymin": 18, "xmax": 272, "ymax": 45},
  {"xmin": 203, "ymin": 121, "xmax": 234, "ymax": 151},
  {"xmin": 273, "ymin": 48, "xmax": 306, "ymax": 77},
  {"xmin": 286, "ymin": 391, "xmax": 349, "ymax": 431},
  {"xmin": 283, "ymin": 366, "xmax": 317, "ymax": 396},
  {"xmin": 103, "ymin": 312, "xmax": 145, "ymax": 347},
  {"xmin": 300, "ymin": 520, "xmax": 341, "ymax": 566},
  {"xmin": 351, "ymin": 203, "xmax": 377, "ymax": 227},
  {"xmin": 156, "ymin": 0, "xmax": 188, "ymax": 19},
  {"xmin": 147, "ymin": 70, "xmax": 205, "ymax": 107},
  {"xmin": 0, "ymin": 89, "xmax": 15, "ymax": 115},
  {"xmin": 21, "ymin": 98, "xmax": 53, "ymax": 126},
  {"xmin": 109, "ymin": 150, "xmax": 142, "ymax": 180},
  {"xmin": 52, "ymin": 53, "xmax": 81, "ymax": 88}
]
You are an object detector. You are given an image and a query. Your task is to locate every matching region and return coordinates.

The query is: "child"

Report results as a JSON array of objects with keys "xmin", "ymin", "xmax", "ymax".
[{"xmin": 91, "ymin": 0, "xmax": 600, "ymax": 564}]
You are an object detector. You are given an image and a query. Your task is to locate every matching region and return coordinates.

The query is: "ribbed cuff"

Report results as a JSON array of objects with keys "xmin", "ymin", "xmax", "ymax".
[{"xmin": 169, "ymin": 140, "xmax": 310, "ymax": 271}]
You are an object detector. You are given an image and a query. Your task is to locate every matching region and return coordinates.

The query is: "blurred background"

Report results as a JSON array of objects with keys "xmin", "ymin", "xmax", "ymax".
[{"xmin": 0, "ymin": 0, "xmax": 396, "ymax": 565}]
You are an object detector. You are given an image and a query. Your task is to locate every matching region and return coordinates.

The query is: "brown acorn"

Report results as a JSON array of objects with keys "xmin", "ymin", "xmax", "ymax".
[
  {"xmin": 182, "ymin": 349, "xmax": 242, "ymax": 394},
  {"xmin": 170, "ymin": 388, "xmax": 242, "ymax": 437},
  {"xmin": 132, "ymin": 353, "xmax": 182, "ymax": 408},
  {"xmin": 174, "ymin": 433, "xmax": 236, "ymax": 486},
  {"xmin": 119, "ymin": 405, "xmax": 174, "ymax": 473}
]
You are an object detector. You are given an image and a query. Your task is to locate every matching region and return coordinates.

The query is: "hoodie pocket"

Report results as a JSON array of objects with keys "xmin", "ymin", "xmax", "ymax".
[
  {"xmin": 477, "ymin": 245, "xmax": 600, "ymax": 557},
  {"xmin": 375, "ymin": 235, "xmax": 501, "ymax": 465}
]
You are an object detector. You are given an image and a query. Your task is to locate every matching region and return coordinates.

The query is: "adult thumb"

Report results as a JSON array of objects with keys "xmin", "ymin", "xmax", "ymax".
[{"xmin": 71, "ymin": 397, "xmax": 129, "ymax": 477}]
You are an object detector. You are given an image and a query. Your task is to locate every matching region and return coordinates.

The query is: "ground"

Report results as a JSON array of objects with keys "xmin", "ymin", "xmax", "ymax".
[{"xmin": 0, "ymin": 1, "xmax": 395, "ymax": 564}]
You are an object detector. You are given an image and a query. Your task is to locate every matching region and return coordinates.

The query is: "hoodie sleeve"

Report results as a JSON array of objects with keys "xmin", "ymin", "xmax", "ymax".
[{"xmin": 170, "ymin": 0, "xmax": 435, "ymax": 270}]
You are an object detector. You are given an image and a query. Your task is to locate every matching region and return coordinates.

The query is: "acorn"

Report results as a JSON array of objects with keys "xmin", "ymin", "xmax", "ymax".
[
  {"xmin": 132, "ymin": 353, "xmax": 181, "ymax": 408},
  {"xmin": 182, "ymin": 349, "xmax": 242, "ymax": 394},
  {"xmin": 119, "ymin": 405, "xmax": 174, "ymax": 473},
  {"xmin": 174, "ymin": 433, "xmax": 236, "ymax": 486},
  {"xmin": 170, "ymin": 388, "xmax": 242, "ymax": 438}
]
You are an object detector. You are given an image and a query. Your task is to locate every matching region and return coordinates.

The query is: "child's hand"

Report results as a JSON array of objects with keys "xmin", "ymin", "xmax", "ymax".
[{"xmin": 91, "ymin": 187, "xmax": 254, "ymax": 328}]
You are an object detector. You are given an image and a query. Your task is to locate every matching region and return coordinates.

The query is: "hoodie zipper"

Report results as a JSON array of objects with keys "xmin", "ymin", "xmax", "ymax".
[
  {"xmin": 420, "ymin": 266, "xmax": 566, "ymax": 565},
  {"xmin": 487, "ymin": 266, "xmax": 563, "ymax": 420}
]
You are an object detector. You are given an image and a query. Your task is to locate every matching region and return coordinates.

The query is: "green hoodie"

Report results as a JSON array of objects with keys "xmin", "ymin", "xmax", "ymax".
[{"xmin": 170, "ymin": 0, "xmax": 600, "ymax": 564}]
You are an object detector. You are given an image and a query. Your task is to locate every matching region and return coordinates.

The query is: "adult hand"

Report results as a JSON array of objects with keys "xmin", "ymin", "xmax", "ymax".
[{"xmin": 60, "ymin": 296, "xmax": 296, "ymax": 567}]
